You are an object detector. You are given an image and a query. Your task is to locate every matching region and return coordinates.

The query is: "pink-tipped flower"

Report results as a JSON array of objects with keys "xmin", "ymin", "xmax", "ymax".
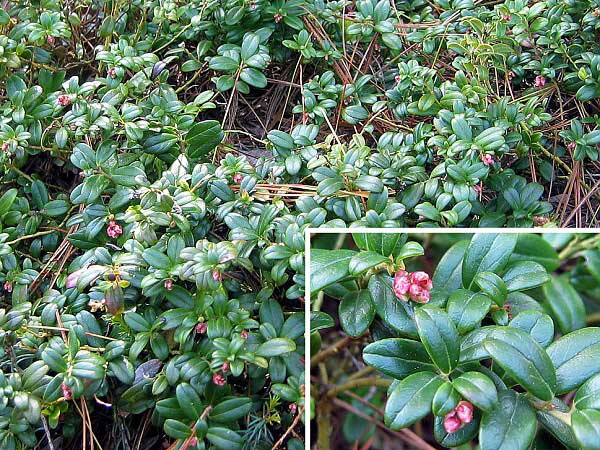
[
  {"xmin": 107, "ymin": 221, "xmax": 123, "ymax": 239},
  {"xmin": 393, "ymin": 270, "xmax": 432, "ymax": 303},
  {"xmin": 473, "ymin": 184, "xmax": 482, "ymax": 194},
  {"xmin": 61, "ymin": 383, "xmax": 72, "ymax": 400},
  {"xmin": 213, "ymin": 372, "xmax": 226, "ymax": 386},
  {"xmin": 164, "ymin": 279, "xmax": 173, "ymax": 291},
  {"xmin": 443, "ymin": 413, "xmax": 462, "ymax": 433},
  {"xmin": 195, "ymin": 322, "xmax": 207, "ymax": 334},
  {"xmin": 502, "ymin": 14, "xmax": 511, "ymax": 21},
  {"xmin": 393, "ymin": 270, "xmax": 411, "ymax": 300},
  {"xmin": 233, "ymin": 173, "xmax": 243, "ymax": 183},
  {"xmin": 302, "ymin": 112, "xmax": 309, "ymax": 124},
  {"xmin": 212, "ymin": 270, "xmax": 222, "ymax": 282},
  {"xmin": 274, "ymin": 13, "xmax": 283, "ymax": 22},
  {"xmin": 481, "ymin": 153, "xmax": 495, "ymax": 166},
  {"xmin": 289, "ymin": 403, "xmax": 298, "ymax": 414},
  {"xmin": 57, "ymin": 94, "xmax": 71, "ymax": 106},
  {"xmin": 455, "ymin": 401, "xmax": 474, "ymax": 424},
  {"xmin": 534, "ymin": 75, "xmax": 546, "ymax": 87},
  {"xmin": 47, "ymin": 35, "xmax": 55, "ymax": 45},
  {"xmin": 222, "ymin": 361, "xmax": 230, "ymax": 372},
  {"xmin": 567, "ymin": 142, "xmax": 577, "ymax": 151},
  {"xmin": 108, "ymin": 68, "xmax": 117, "ymax": 78},
  {"xmin": 0, "ymin": 142, "xmax": 8, "ymax": 152},
  {"xmin": 395, "ymin": 74, "xmax": 402, "ymax": 83},
  {"xmin": 240, "ymin": 330, "xmax": 249, "ymax": 339},
  {"xmin": 3, "ymin": 281, "xmax": 12, "ymax": 293},
  {"xmin": 189, "ymin": 437, "xmax": 198, "ymax": 447}
]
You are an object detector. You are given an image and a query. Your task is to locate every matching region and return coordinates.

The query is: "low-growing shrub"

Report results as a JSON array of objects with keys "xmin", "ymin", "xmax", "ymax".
[{"xmin": 310, "ymin": 232, "xmax": 600, "ymax": 449}]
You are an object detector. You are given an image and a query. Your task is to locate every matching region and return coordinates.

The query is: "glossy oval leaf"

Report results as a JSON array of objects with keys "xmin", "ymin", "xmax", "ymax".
[
  {"xmin": 339, "ymin": 289, "xmax": 375, "ymax": 337},
  {"xmin": 414, "ymin": 306, "xmax": 460, "ymax": 374},
  {"xmin": 363, "ymin": 338, "xmax": 436, "ymax": 380},
  {"xmin": 462, "ymin": 234, "xmax": 517, "ymax": 289}
]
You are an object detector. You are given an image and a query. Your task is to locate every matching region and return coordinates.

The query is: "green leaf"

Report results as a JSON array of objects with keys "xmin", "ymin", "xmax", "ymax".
[
  {"xmin": 348, "ymin": 251, "xmax": 389, "ymax": 276},
  {"xmin": 414, "ymin": 306, "xmax": 460, "ymax": 374},
  {"xmin": 206, "ymin": 427, "xmax": 243, "ymax": 450},
  {"xmin": 209, "ymin": 56, "xmax": 239, "ymax": 71},
  {"xmin": 368, "ymin": 273, "xmax": 418, "ymax": 337},
  {"xmin": 572, "ymin": 410, "xmax": 600, "ymax": 450},
  {"xmin": 462, "ymin": 234, "xmax": 517, "ymax": 289},
  {"xmin": 186, "ymin": 120, "xmax": 224, "ymax": 160},
  {"xmin": 0, "ymin": 188, "xmax": 18, "ymax": 215},
  {"xmin": 310, "ymin": 311, "xmax": 334, "ymax": 332},
  {"xmin": 509, "ymin": 310, "xmax": 554, "ymax": 348},
  {"xmin": 510, "ymin": 234, "xmax": 560, "ymax": 271},
  {"xmin": 501, "ymin": 261, "xmax": 549, "ymax": 292},
  {"xmin": 164, "ymin": 419, "xmax": 192, "ymax": 440},
  {"xmin": 176, "ymin": 383, "xmax": 203, "ymax": 419},
  {"xmin": 474, "ymin": 272, "xmax": 507, "ymax": 307},
  {"xmin": 542, "ymin": 275, "xmax": 586, "ymax": 334},
  {"xmin": 446, "ymin": 289, "xmax": 491, "ymax": 334},
  {"xmin": 574, "ymin": 373, "xmax": 600, "ymax": 410},
  {"xmin": 339, "ymin": 289, "xmax": 374, "ymax": 337},
  {"xmin": 241, "ymin": 33, "xmax": 260, "ymax": 60},
  {"xmin": 256, "ymin": 338, "xmax": 296, "ymax": 357},
  {"xmin": 352, "ymin": 233, "xmax": 407, "ymax": 257},
  {"xmin": 240, "ymin": 67, "xmax": 267, "ymax": 88},
  {"xmin": 384, "ymin": 371, "xmax": 443, "ymax": 430},
  {"xmin": 479, "ymin": 390, "xmax": 536, "ymax": 450},
  {"xmin": 44, "ymin": 200, "xmax": 69, "ymax": 217},
  {"xmin": 210, "ymin": 397, "xmax": 252, "ymax": 422},
  {"xmin": 483, "ymin": 327, "xmax": 556, "ymax": 400},
  {"xmin": 363, "ymin": 338, "xmax": 436, "ymax": 380},
  {"xmin": 452, "ymin": 371, "xmax": 498, "ymax": 411},
  {"xmin": 432, "ymin": 381, "xmax": 460, "ymax": 416},
  {"xmin": 310, "ymin": 249, "xmax": 356, "ymax": 294},
  {"xmin": 432, "ymin": 239, "xmax": 468, "ymax": 299},
  {"xmin": 547, "ymin": 327, "xmax": 600, "ymax": 393}
]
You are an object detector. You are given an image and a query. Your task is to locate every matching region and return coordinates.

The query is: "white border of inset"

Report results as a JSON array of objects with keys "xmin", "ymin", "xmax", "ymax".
[{"xmin": 303, "ymin": 227, "xmax": 597, "ymax": 448}]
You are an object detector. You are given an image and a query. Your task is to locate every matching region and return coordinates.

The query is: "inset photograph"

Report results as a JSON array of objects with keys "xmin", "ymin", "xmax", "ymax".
[{"xmin": 309, "ymin": 231, "xmax": 600, "ymax": 450}]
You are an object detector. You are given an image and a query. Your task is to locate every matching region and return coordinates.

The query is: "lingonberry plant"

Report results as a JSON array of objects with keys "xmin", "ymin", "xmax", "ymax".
[{"xmin": 310, "ymin": 233, "xmax": 600, "ymax": 450}]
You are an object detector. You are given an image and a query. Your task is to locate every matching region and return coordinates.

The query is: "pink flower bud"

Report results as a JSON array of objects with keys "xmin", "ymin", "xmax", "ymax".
[
  {"xmin": 455, "ymin": 401, "xmax": 474, "ymax": 424},
  {"xmin": 3, "ymin": 281, "xmax": 12, "ymax": 293},
  {"xmin": 240, "ymin": 330, "xmax": 249, "ymax": 339},
  {"xmin": 213, "ymin": 372, "xmax": 226, "ymax": 386},
  {"xmin": 61, "ymin": 383, "xmax": 72, "ymax": 400},
  {"xmin": 443, "ymin": 414, "xmax": 462, "ymax": 433},
  {"xmin": 567, "ymin": 142, "xmax": 576, "ymax": 151},
  {"xmin": 222, "ymin": 361, "xmax": 230, "ymax": 372},
  {"xmin": 108, "ymin": 68, "xmax": 117, "ymax": 78},
  {"xmin": 195, "ymin": 322, "xmax": 207, "ymax": 334},
  {"xmin": 481, "ymin": 153, "xmax": 495, "ymax": 166},
  {"xmin": 57, "ymin": 94, "xmax": 71, "ymax": 106},
  {"xmin": 47, "ymin": 35, "xmax": 55, "ymax": 45},
  {"xmin": 393, "ymin": 270, "xmax": 411, "ymax": 300},
  {"xmin": 474, "ymin": 184, "xmax": 482, "ymax": 194},
  {"xmin": 189, "ymin": 437, "xmax": 198, "ymax": 446},
  {"xmin": 502, "ymin": 14, "xmax": 511, "ymax": 21},
  {"xmin": 0, "ymin": 142, "xmax": 8, "ymax": 152},
  {"xmin": 274, "ymin": 13, "xmax": 283, "ymax": 22},
  {"xmin": 107, "ymin": 221, "xmax": 123, "ymax": 239},
  {"xmin": 233, "ymin": 173, "xmax": 243, "ymax": 183},
  {"xmin": 302, "ymin": 112, "xmax": 309, "ymax": 124},
  {"xmin": 534, "ymin": 75, "xmax": 546, "ymax": 87},
  {"xmin": 164, "ymin": 279, "xmax": 173, "ymax": 290},
  {"xmin": 289, "ymin": 403, "xmax": 298, "ymax": 414},
  {"xmin": 395, "ymin": 74, "xmax": 402, "ymax": 83},
  {"xmin": 212, "ymin": 270, "xmax": 222, "ymax": 282}
]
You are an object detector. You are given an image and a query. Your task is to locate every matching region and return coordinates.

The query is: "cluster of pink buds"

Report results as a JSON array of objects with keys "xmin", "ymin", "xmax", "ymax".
[
  {"xmin": 47, "ymin": 35, "xmax": 55, "ymax": 45},
  {"xmin": 393, "ymin": 270, "xmax": 432, "ymax": 303},
  {"xmin": 289, "ymin": 403, "xmax": 298, "ymax": 414},
  {"xmin": 502, "ymin": 14, "xmax": 511, "ymax": 21},
  {"xmin": 274, "ymin": 13, "xmax": 283, "ymax": 22},
  {"xmin": 567, "ymin": 142, "xmax": 577, "ymax": 151},
  {"xmin": 534, "ymin": 75, "xmax": 546, "ymax": 87},
  {"xmin": 195, "ymin": 322, "xmax": 207, "ymax": 334},
  {"xmin": 107, "ymin": 220, "xmax": 123, "ymax": 239},
  {"xmin": 61, "ymin": 383, "xmax": 72, "ymax": 400},
  {"xmin": 395, "ymin": 74, "xmax": 402, "ymax": 83},
  {"xmin": 0, "ymin": 142, "xmax": 8, "ymax": 152},
  {"xmin": 212, "ymin": 270, "xmax": 222, "ymax": 282},
  {"xmin": 481, "ymin": 153, "xmax": 495, "ymax": 166},
  {"xmin": 222, "ymin": 361, "xmax": 230, "ymax": 372},
  {"xmin": 240, "ymin": 330, "xmax": 249, "ymax": 339},
  {"xmin": 3, "ymin": 281, "xmax": 12, "ymax": 292},
  {"xmin": 57, "ymin": 94, "xmax": 71, "ymax": 106},
  {"xmin": 108, "ymin": 68, "xmax": 117, "ymax": 78},
  {"xmin": 164, "ymin": 279, "xmax": 173, "ymax": 291},
  {"xmin": 233, "ymin": 173, "xmax": 243, "ymax": 183},
  {"xmin": 444, "ymin": 401, "xmax": 474, "ymax": 433},
  {"xmin": 213, "ymin": 372, "xmax": 226, "ymax": 386}
]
